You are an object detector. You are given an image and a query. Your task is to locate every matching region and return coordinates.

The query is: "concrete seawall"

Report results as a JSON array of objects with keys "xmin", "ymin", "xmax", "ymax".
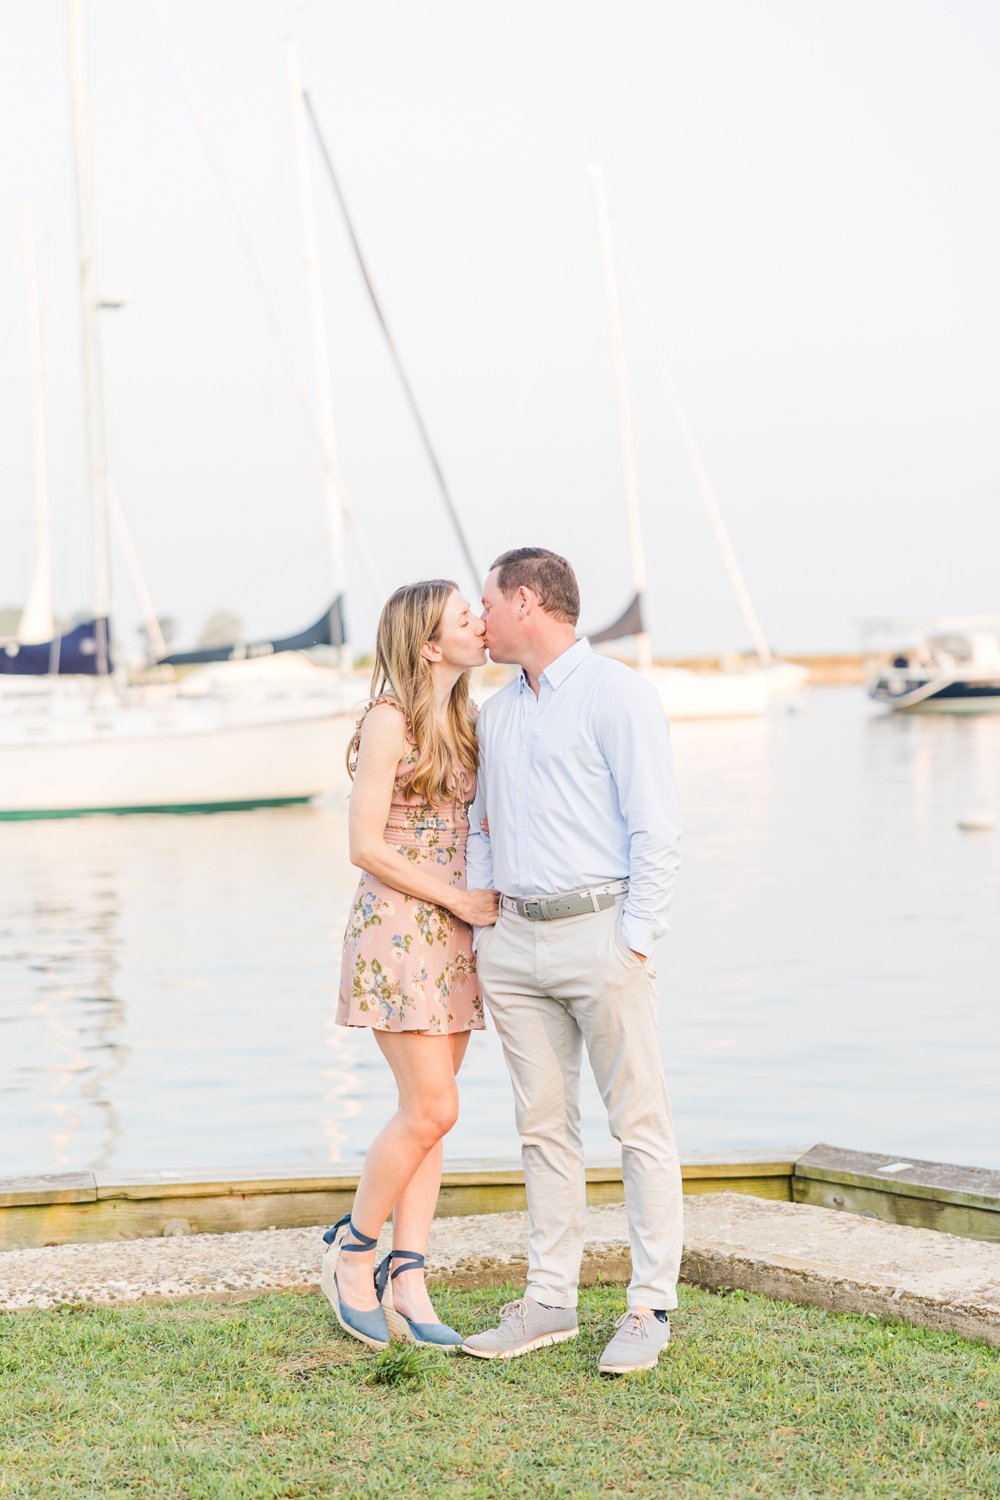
[{"xmin": 3, "ymin": 1193, "xmax": 998, "ymax": 1347}]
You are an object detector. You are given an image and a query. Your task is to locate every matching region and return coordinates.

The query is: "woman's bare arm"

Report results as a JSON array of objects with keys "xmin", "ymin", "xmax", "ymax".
[{"xmin": 348, "ymin": 704, "xmax": 498, "ymax": 927}]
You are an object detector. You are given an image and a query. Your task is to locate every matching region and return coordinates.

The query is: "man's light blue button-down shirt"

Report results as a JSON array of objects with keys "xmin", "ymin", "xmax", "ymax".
[{"xmin": 466, "ymin": 638, "xmax": 681, "ymax": 956}]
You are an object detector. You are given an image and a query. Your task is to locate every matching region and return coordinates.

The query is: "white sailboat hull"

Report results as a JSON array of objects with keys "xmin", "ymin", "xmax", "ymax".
[
  {"xmin": 644, "ymin": 667, "xmax": 770, "ymax": 720},
  {"xmin": 0, "ymin": 679, "xmax": 355, "ymax": 817},
  {"xmin": 755, "ymin": 660, "xmax": 810, "ymax": 699}
]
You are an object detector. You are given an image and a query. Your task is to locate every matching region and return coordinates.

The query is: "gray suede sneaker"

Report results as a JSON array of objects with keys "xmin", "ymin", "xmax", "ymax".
[
  {"xmin": 461, "ymin": 1298, "xmax": 579, "ymax": 1360},
  {"xmin": 598, "ymin": 1311, "xmax": 671, "ymax": 1374}
]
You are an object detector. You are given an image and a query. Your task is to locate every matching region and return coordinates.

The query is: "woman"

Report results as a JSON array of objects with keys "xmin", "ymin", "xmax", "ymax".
[{"xmin": 322, "ymin": 579, "xmax": 498, "ymax": 1350}]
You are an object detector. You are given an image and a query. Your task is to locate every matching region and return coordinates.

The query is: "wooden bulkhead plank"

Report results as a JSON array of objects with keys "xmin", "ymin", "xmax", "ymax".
[
  {"xmin": 0, "ymin": 1154, "xmax": 797, "ymax": 1250},
  {"xmin": 793, "ymin": 1144, "xmax": 1000, "ymax": 1243},
  {"xmin": 0, "ymin": 1172, "xmax": 96, "ymax": 1209}
]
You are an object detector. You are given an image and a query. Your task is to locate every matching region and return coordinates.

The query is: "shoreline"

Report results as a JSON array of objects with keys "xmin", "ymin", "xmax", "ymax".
[
  {"xmin": 2, "ymin": 1145, "xmax": 996, "ymax": 1254},
  {"xmin": 604, "ymin": 653, "xmax": 867, "ymax": 685}
]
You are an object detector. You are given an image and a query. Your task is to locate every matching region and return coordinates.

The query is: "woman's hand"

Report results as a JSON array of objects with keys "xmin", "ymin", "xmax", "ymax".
[{"xmin": 451, "ymin": 888, "xmax": 500, "ymax": 927}]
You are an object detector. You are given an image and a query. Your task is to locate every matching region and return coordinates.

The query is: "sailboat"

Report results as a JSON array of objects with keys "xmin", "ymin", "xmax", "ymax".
[
  {"xmin": 0, "ymin": 204, "xmax": 105, "ymax": 685},
  {"xmin": 588, "ymin": 165, "xmax": 770, "ymax": 720},
  {"xmin": 0, "ymin": 1, "xmax": 357, "ymax": 820},
  {"xmin": 137, "ymin": 28, "xmax": 482, "ymax": 696},
  {"xmin": 614, "ymin": 238, "xmax": 808, "ymax": 702},
  {"xmin": 138, "ymin": 32, "xmax": 364, "ymax": 688}
]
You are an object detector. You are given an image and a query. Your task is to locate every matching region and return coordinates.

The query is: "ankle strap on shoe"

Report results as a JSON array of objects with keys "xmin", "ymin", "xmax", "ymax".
[
  {"xmin": 322, "ymin": 1213, "xmax": 379, "ymax": 1251},
  {"xmin": 374, "ymin": 1249, "xmax": 425, "ymax": 1299}
]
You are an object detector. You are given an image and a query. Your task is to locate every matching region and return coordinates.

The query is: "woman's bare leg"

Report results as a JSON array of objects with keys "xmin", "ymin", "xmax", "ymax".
[
  {"xmin": 332, "ymin": 1030, "xmax": 465, "ymax": 1312},
  {"xmin": 390, "ymin": 1031, "xmax": 470, "ymax": 1323}
]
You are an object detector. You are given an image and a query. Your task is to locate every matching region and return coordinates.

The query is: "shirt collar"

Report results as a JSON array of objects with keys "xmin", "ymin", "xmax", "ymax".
[{"xmin": 516, "ymin": 636, "xmax": 591, "ymax": 693}]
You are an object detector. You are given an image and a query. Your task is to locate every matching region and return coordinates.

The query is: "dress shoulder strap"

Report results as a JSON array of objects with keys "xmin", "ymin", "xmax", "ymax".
[
  {"xmin": 368, "ymin": 694, "xmax": 411, "ymax": 723},
  {"xmin": 347, "ymin": 696, "xmax": 414, "ymax": 778}
]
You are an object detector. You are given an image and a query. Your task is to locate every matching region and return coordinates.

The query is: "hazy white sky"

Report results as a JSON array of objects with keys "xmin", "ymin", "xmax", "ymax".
[{"xmin": 1, "ymin": 0, "xmax": 998, "ymax": 657}]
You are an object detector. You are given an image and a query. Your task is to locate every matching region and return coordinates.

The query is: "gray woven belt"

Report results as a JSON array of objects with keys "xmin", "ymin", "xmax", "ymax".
[{"xmin": 500, "ymin": 879, "xmax": 629, "ymax": 921}]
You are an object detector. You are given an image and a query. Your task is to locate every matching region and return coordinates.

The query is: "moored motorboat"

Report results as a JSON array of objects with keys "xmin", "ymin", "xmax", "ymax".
[{"xmin": 867, "ymin": 623, "xmax": 1000, "ymax": 713}]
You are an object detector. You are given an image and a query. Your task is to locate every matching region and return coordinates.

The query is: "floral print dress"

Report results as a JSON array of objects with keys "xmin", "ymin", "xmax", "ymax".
[{"xmin": 336, "ymin": 698, "xmax": 485, "ymax": 1034}]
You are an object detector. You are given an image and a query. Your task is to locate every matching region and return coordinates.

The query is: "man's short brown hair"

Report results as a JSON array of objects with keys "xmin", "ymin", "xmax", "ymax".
[{"xmin": 490, "ymin": 548, "xmax": 580, "ymax": 625}]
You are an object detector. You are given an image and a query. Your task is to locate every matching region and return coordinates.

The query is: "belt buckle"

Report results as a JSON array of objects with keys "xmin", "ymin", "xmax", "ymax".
[{"xmin": 523, "ymin": 899, "xmax": 544, "ymax": 920}]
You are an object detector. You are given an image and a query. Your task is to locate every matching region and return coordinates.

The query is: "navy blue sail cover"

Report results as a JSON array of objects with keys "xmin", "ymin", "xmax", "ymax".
[
  {"xmin": 0, "ymin": 618, "xmax": 110, "ymax": 675},
  {"xmin": 156, "ymin": 597, "xmax": 345, "ymax": 667},
  {"xmin": 588, "ymin": 593, "xmax": 645, "ymax": 645}
]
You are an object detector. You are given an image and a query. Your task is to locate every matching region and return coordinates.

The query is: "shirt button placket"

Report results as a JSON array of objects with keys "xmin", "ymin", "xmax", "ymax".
[{"xmin": 517, "ymin": 701, "xmax": 535, "ymax": 890}]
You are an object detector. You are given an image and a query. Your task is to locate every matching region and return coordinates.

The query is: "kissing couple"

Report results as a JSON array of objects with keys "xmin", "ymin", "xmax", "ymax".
[{"xmin": 323, "ymin": 546, "xmax": 682, "ymax": 1377}]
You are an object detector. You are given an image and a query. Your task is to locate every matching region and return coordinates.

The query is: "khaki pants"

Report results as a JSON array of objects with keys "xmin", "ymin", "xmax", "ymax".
[{"xmin": 476, "ymin": 897, "xmax": 683, "ymax": 1310}]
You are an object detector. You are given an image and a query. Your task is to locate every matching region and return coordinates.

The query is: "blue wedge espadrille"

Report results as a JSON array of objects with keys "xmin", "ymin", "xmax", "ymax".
[
  {"xmin": 320, "ymin": 1214, "xmax": 390, "ymax": 1350},
  {"xmin": 375, "ymin": 1249, "xmax": 463, "ymax": 1348}
]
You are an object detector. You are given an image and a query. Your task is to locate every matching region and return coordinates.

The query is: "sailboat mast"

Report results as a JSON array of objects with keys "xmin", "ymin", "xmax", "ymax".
[
  {"xmin": 619, "ymin": 245, "xmax": 773, "ymax": 666},
  {"xmin": 67, "ymin": 0, "xmax": 111, "ymax": 675},
  {"xmin": 284, "ymin": 38, "xmax": 350, "ymax": 670},
  {"xmin": 19, "ymin": 201, "xmax": 55, "ymax": 647},
  {"xmin": 589, "ymin": 163, "xmax": 652, "ymax": 674}
]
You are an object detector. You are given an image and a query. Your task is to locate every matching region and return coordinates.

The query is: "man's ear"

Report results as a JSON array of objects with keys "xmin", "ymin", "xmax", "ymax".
[{"xmin": 517, "ymin": 586, "xmax": 535, "ymax": 617}]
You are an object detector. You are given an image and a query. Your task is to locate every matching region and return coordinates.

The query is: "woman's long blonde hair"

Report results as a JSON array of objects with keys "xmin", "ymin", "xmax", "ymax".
[{"xmin": 351, "ymin": 579, "xmax": 478, "ymax": 803}]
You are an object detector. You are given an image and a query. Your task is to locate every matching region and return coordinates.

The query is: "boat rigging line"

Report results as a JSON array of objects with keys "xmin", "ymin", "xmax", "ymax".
[
  {"xmin": 302, "ymin": 89, "xmax": 482, "ymax": 593},
  {"xmin": 152, "ymin": 0, "xmax": 385, "ymax": 603},
  {"xmin": 617, "ymin": 239, "xmax": 773, "ymax": 667}
]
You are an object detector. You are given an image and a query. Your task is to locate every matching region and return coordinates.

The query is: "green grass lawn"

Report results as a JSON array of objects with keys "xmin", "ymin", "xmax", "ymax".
[{"xmin": 1, "ymin": 1283, "xmax": 997, "ymax": 1499}]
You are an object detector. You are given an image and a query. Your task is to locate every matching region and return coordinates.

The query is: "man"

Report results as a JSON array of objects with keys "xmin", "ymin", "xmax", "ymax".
[{"xmin": 463, "ymin": 547, "xmax": 683, "ymax": 1376}]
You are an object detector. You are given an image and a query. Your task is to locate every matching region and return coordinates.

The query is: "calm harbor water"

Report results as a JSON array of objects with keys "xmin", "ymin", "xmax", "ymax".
[{"xmin": 2, "ymin": 686, "xmax": 998, "ymax": 1177}]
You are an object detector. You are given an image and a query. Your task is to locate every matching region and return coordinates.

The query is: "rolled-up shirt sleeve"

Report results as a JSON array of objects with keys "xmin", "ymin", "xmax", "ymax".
[
  {"xmin": 597, "ymin": 677, "xmax": 681, "ymax": 957},
  {"xmin": 466, "ymin": 717, "xmax": 493, "ymax": 950}
]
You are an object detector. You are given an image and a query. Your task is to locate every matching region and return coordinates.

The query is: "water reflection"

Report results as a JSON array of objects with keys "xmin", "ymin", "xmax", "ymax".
[
  {"xmin": 1, "ymin": 688, "xmax": 998, "ymax": 1175},
  {"xmin": 321, "ymin": 1014, "xmax": 364, "ymax": 1162},
  {"xmin": 651, "ymin": 692, "xmax": 1000, "ymax": 1168},
  {"xmin": 865, "ymin": 704, "xmax": 1000, "ymax": 829},
  {"xmin": 3, "ymin": 841, "xmax": 127, "ymax": 1170}
]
